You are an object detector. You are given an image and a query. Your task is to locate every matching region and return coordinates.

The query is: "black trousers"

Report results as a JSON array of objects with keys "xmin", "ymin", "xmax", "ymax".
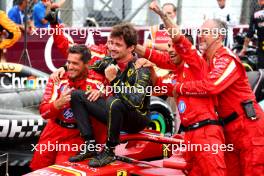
[
  {"xmin": 257, "ymin": 50, "xmax": 264, "ymax": 69},
  {"xmin": 105, "ymin": 96, "xmax": 150, "ymax": 147},
  {"xmin": 71, "ymin": 90, "xmax": 108, "ymax": 140},
  {"xmin": 71, "ymin": 90, "xmax": 150, "ymax": 146}
]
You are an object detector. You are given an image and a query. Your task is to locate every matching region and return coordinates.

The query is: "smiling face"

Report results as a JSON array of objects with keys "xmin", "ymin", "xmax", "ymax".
[
  {"xmin": 67, "ymin": 53, "xmax": 87, "ymax": 79},
  {"xmin": 198, "ymin": 20, "xmax": 218, "ymax": 53},
  {"xmin": 167, "ymin": 39, "xmax": 182, "ymax": 65},
  {"xmin": 109, "ymin": 23, "xmax": 137, "ymax": 62},
  {"xmin": 108, "ymin": 36, "xmax": 134, "ymax": 61}
]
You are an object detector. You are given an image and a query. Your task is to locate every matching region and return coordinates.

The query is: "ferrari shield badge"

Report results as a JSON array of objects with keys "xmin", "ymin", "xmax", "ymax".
[{"xmin": 117, "ymin": 170, "xmax": 127, "ymax": 176}]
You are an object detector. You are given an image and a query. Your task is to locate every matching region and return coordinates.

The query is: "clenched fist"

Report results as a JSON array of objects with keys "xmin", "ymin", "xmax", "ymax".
[
  {"xmin": 149, "ymin": 0, "xmax": 162, "ymax": 15},
  {"xmin": 105, "ymin": 64, "xmax": 119, "ymax": 82}
]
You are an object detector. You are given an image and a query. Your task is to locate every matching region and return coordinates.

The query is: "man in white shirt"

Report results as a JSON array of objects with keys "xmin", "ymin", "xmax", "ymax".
[{"xmin": 204, "ymin": 0, "xmax": 237, "ymax": 48}]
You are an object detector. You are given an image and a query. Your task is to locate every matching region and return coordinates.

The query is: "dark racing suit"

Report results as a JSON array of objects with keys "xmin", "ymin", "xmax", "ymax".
[
  {"xmin": 71, "ymin": 57, "xmax": 152, "ymax": 147},
  {"xmin": 144, "ymin": 36, "xmax": 226, "ymax": 176},
  {"xmin": 175, "ymin": 46, "xmax": 264, "ymax": 176},
  {"xmin": 30, "ymin": 71, "xmax": 106, "ymax": 171},
  {"xmin": 246, "ymin": 6, "xmax": 264, "ymax": 69},
  {"xmin": 52, "ymin": 24, "xmax": 150, "ymax": 147}
]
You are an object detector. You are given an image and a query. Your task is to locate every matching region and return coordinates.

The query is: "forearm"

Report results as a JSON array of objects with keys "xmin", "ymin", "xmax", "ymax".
[
  {"xmin": 154, "ymin": 43, "xmax": 168, "ymax": 51},
  {"xmin": 158, "ymin": 11, "xmax": 181, "ymax": 42},
  {"xmin": 39, "ymin": 102, "xmax": 60, "ymax": 120},
  {"xmin": 135, "ymin": 44, "xmax": 147, "ymax": 57},
  {"xmin": 45, "ymin": 5, "xmax": 51, "ymax": 16},
  {"xmin": 243, "ymin": 37, "xmax": 251, "ymax": 50},
  {"xmin": 52, "ymin": 25, "xmax": 70, "ymax": 58},
  {"xmin": 41, "ymin": 18, "xmax": 49, "ymax": 24},
  {"xmin": 144, "ymin": 48, "xmax": 176, "ymax": 70}
]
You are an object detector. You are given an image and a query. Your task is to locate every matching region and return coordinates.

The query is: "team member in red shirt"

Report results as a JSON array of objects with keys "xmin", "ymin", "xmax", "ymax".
[
  {"xmin": 134, "ymin": 2, "xmax": 227, "ymax": 175},
  {"xmin": 43, "ymin": 12, "xmax": 109, "ymax": 81},
  {"xmin": 30, "ymin": 45, "xmax": 106, "ymax": 170},
  {"xmin": 171, "ymin": 11, "xmax": 264, "ymax": 176}
]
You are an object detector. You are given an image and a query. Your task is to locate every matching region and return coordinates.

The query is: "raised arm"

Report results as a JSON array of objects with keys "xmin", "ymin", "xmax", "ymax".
[
  {"xmin": 149, "ymin": 0, "xmax": 180, "ymax": 43},
  {"xmin": 52, "ymin": 24, "xmax": 72, "ymax": 58},
  {"xmin": 135, "ymin": 44, "xmax": 176, "ymax": 71}
]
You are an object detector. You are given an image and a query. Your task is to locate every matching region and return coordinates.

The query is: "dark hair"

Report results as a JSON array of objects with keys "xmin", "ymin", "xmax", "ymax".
[
  {"xmin": 17, "ymin": 0, "xmax": 26, "ymax": 5},
  {"xmin": 162, "ymin": 3, "xmax": 177, "ymax": 12},
  {"xmin": 110, "ymin": 22, "xmax": 138, "ymax": 48},
  {"xmin": 185, "ymin": 34, "xmax": 194, "ymax": 45},
  {"xmin": 68, "ymin": 44, "xmax": 91, "ymax": 63}
]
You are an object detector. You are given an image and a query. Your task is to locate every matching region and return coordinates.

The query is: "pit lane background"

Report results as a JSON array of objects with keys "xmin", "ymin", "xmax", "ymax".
[{"xmin": 5, "ymin": 26, "xmax": 248, "ymax": 74}]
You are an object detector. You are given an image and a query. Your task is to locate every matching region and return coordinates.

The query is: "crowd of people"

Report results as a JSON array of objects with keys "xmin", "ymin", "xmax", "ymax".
[
  {"xmin": 1, "ymin": 0, "xmax": 264, "ymax": 175},
  {"xmin": 7, "ymin": 0, "xmax": 65, "ymax": 30}
]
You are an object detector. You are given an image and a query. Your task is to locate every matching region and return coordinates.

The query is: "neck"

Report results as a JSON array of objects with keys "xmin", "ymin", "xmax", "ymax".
[
  {"xmin": 205, "ymin": 41, "xmax": 222, "ymax": 61},
  {"xmin": 116, "ymin": 53, "xmax": 133, "ymax": 64}
]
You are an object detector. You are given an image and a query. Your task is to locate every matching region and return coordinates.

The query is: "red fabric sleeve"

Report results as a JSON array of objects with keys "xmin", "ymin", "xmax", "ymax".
[
  {"xmin": 175, "ymin": 55, "xmax": 241, "ymax": 95},
  {"xmin": 155, "ymin": 76, "xmax": 175, "ymax": 97},
  {"xmin": 144, "ymin": 48, "xmax": 177, "ymax": 71},
  {"xmin": 52, "ymin": 24, "xmax": 71, "ymax": 58},
  {"xmin": 173, "ymin": 35, "xmax": 207, "ymax": 79},
  {"xmin": 39, "ymin": 78, "xmax": 61, "ymax": 120}
]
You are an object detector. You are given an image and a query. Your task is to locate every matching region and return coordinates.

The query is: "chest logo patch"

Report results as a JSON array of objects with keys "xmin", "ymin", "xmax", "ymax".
[
  {"xmin": 178, "ymin": 100, "xmax": 186, "ymax": 114},
  {"xmin": 127, "ymin": 69, "xmax": 134, "ymax": 77},
  {"xmin": 63, "ymin": 108, "xmax": 74, "ymax": 119},
  {"xmin": 86, "ymin": 85, "xmax": 91, "ymax": 92}
]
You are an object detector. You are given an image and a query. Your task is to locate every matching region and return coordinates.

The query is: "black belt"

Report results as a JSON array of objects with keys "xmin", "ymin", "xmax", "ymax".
[
  {"xmin": 55, "ymin": 119, "xmax": 78, "ymax": 129},
  {"xmin": 219, "ymin": 112, "xmax": 238, "ymax": 126},
  {"xmin": 182, "ymin": 119, "xmax": 222, "ymax": 132}
]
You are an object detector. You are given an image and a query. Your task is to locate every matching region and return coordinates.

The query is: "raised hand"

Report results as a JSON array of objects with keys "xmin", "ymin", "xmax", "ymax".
[
  {"xmin": 135, "ymin": 58, "xmax": 156, "ymax": 69},
  {"xmin": 86, "ymin": 89, "xmax": 101, "ymax": 102},
  {"xmin": 149, "ymin": 0, "xmax": 162, "ymax": 15},
  {"xmin": 50, "ymin": 67, "xmax": 66, "ymax": 83}
]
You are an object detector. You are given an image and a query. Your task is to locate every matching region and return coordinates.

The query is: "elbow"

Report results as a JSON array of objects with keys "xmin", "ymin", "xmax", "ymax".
[
  {"xmin": 39, "ymin": 105, "xmax": 53, "ymax": 120},
  {"xmin": 39, "ymin": 109, "xmax": 49, "ymax": 120},
  {"xmin": 206, "ymin": 86, "xmax": 221, "ymax": 95}
]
